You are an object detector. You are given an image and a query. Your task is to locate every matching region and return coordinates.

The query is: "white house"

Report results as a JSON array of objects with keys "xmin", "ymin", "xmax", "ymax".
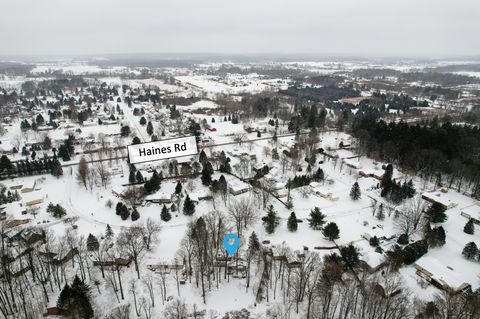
[
  {"xmin": 229, "ymin": 180, "xmax": 251, "ymax": 196},
  {"xmin": 415, "ymin": 257, "xmax": 471, "ymax": 294},
  {"xmin": 421, "ymin": 191, "xmax": 458, "ymax": 209},
  {"xmin": 460, "ymin": 204, "xmax": 480, "ymax": 224}
]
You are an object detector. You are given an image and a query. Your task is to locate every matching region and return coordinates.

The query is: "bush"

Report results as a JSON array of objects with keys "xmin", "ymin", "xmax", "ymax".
[
  {"xmin": 397, "ymin": 233, "xmax": 409, "ymax": 245},
  {"xmin": 464, "ymin": 219, "xmax": 475, "ymax": 235},
  {"xmin": 47, "ymin": 203, "xmax": 67, "ymax": 218}
]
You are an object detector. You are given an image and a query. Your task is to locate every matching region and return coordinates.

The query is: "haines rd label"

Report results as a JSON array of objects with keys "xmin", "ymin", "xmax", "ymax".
[{"xmin": 127, "ymin": 136, "xmax": 198, "ymax": 164}]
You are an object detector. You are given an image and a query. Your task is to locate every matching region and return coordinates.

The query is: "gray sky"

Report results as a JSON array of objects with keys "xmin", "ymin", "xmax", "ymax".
[{"xmin": 1, "ymin": 0, "xmax": 479, "ymax": 57}]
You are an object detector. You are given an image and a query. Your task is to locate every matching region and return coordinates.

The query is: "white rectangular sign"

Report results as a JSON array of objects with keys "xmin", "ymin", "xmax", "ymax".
[{"xmin": 127, "ymin": 136, "xmax": 198, "ymax": 164}]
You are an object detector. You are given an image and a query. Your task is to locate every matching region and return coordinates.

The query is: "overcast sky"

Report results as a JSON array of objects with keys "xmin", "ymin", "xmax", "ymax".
[{"xmin": 1, "ymin": 0, "xmax": 479, "ymax": 58}]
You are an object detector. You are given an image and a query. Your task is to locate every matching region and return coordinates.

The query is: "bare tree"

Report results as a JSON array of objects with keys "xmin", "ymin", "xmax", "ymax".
[
  {"xmin": 227, "ymin": 198, "xmax": 258, "ymax": 237},
  {"xmin": 105, "ymin": 304, "xmax": 131, "ymax": 319},
  {"xmin": 140, "ymin": 218, "xmax": 161, "ymax": 251},
  {"xmin": 142, "ymin": 273, "xmax": 156, "ymax": 308},
  {"xmin": 396, "ymin": 196, "xmax": 427, "ymax": 237},
  {"xmin": 117, "ymin": 226, "xmax": 146, "ymax": 279},
  {"xmin": 96, "ymin": 162, "xmax": 112, "ymax": 189},
  {"xmin": 123, "ymin": 186, "xmax": 145, "ymax": 208},
  {"xmin": 76, "ymin": 157, "xmax": 89, "ymax": 190},
  {"xmin": 164, "ymin": 299, "xmax": 188, "ymax": 319}
]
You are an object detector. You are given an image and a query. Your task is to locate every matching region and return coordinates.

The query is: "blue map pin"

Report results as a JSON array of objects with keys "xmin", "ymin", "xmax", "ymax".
[{"xmin": 223, "ymin": 233, "xmax": 239, "ymax": 256}]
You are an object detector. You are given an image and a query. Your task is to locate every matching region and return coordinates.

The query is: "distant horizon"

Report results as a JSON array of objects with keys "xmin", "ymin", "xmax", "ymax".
[{"xmin": 2, "ymin": 52, "xmax": 480, "ymax": 64}]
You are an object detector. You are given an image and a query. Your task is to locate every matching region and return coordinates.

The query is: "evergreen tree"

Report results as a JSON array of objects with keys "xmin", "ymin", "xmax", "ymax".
[
  {"xmin": 405, "ymin": 179, "xmax": 416, "ymax": 198},
  {"xmin": 425, "ymin": 202, "xmax": 447, "ymax": 223},
  {"xmin": 313, "ymin": 168, "xmax": 324, "ymax": 182},
  {"xmin": 175, "ymin": 181, "xmax": 182, "ymax": 194},
  {"xmin": 86, "ymin": 234, "xmax": 99, "ymax": 251},
  {"xmin": 287, "ymin": 212, "xmax": 298, "ymax": 232},
  {"xmin": 131, "ymin": 208, "xmax": 140, "ymax": 221},
  {"xmin": 462, "ymin": 242, "xmax": 478, "ymax": 260},
  {"xmin": 139, "ymin": 116, "xmax": 146, "ymax": 125},
  {"xmin": 47, "ymin": 203, "xmax": 67, "ymax": 218},
  {"xmin": 115, "ymin": 202, "xmax": 123, "ymax": 215},
  {"xmin": 425, "ymin": 226, "xmax": 446, "ymax": 247},
  {"xmin": 132, "ymin": 136, "xmax": 141, "ymax": 145},
  {"xmin": 161, "ymin": 205, "xmax": 171, "ymax": 222},
  {"xmin": 376, "ymin": 203, "xmax": 385, "ymax": 220},
  {"xmin": 340, "ymin": 243, "xmax": 360, "ymax": 270},
  {"xmin": 57, "ymin": 283, "xmax": 72, "ymax": 310},
  {"xmin": 129, "ymin": 170, "xmax": 136, "ymax": 184},
  {"xmin": 262, "ymin": 205, "xmax": 280, "ymax": 234},
  {"xmin": 57, "ymin": 276, "xmax": 93, "ymax": 318},
  {"xmin": 183, "ymin": 195, "xmax": 195, "ymax": 216},
  {"xmin": 146, "ymin": 121, "xmax": 154, "ymax": 135},
  {"xmin": 369, "ymin": 236, "xmax": 380, "ymax": 247},
  {"xmin": 135, "ymin": 171, "xmax": 144, "ymax": 183},
  {"xmin": 120, "ymin": 206, "xmax": 130, "ymax": 220},
  {"xmin": 397, "ymin": 233, "xmax": 409, "ymax": 245},
  {"xmin": 51, "ymin": 159, "xmax": 63, "ymax": 177},
  {"xmin": 105, "ymin": 224, "xmax": 113, "ymax": 239},
  {"xmin": 218, "ymin": 175, "xmax": 228, "ymax": 198},
  {"xmin": 248, "ymin": 231, "xmax": 260, "ymax": 252},
  {"xmin": 307, "ymin": 207, "xmax": 326, "ymax": 230},
  {"xmin": 350, "ymin": 182, "xmax": 361, "ymax": 200},
  {"xmin": 70, "ymin": 276, "xmax": 93, "ymax": 318},
  {"xmin": 144, "ymin": 170, "xmax": 162, "ymax": 194},
  {"xmin": 199, "ymin": 150, "xmax": 207, "ymax": 164},
  {"xmin": 120, "ymin": 125, "xmax": 131, "ymax": 137},
  {"xmin": 322, "ymin": 222, "xmax": 340, "ymax": 241},
  {"xmin": 201, "ymin": 163, "xmax": 213, "ymax": 186},
  {"xmin": 464, "ymin": 219, "xmax": 475, "ymax": 235},
  {"xmin": 272, "ymin": 148, "xmax": 279, "ymax": 160}
]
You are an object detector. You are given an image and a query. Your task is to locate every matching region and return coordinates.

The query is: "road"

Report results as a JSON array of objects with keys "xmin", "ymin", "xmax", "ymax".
[{"xmin": 60, "ymin": 131, "xmax": 310, "ymax": 167}]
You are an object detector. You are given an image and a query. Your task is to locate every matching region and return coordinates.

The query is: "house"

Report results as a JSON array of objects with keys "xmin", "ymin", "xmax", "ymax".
[
  {"xmin": 21, "ymin": 189, "xmax": 45, "ymax": 207},
  {"xmin": 6, "ymin": 219, "xmax": 30, "ymax": 228},
  {"xmin": 144, "ymin": 193, "xmax": 172, "ymax": 204},
  {"xmin": 112, "ymin": 185, "xmax": 126, "ymax": 198},
  {"xmin": 20, "ymin": 180, "xmax": 36, "ymax": 193},
  {"xmin": 309, "ymin": 182, "xmax": 339, "ymax": 202},
  {"xmin": 93, "ymin": 257, "xmax": 132, "ymax": 268},
  {"xmin": 147, "ymin": 263, "xmax": 184, "ymax": 273},
  {"xmin": 359, "ymin": 251, "xmax": 386, "ymax": 274},
  {"xmin": 415, "ymin": 257, "xmax": 471, "ymax": 294},
  {"xmin": 343, "ymin": 158, "xmax": 361, "ymax": 170},
  {"xmin": 53, "ymin": 248, "xmax": 79, "ymax": 266},
  {"xmin": 228, "ymin": 180, "xmax": 252, "ymax": 196},
  {"xmin": 460, "ymin": 204, "xmax": 480, "ymax": 225},
  {"xmin": 422, "ymin": 191, "xmax": 458, "ymax": 209},
  {"xmin": 188, "ymin": 190, "xmax": 212, "ymax": 202},
  {"xmin": 45, "ymin": 307, "xmax": 64, "ymax": 316}
]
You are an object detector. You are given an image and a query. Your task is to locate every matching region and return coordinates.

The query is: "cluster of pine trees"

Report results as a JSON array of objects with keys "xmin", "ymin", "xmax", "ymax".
[
  {"xmin": 46, "ymin": 203, "xmax": 67, "ymax": 218},
  {"xmin": 286, "ymin": 168, "xmax": 324, "ymax": 189},
  {"xmin": 353, "ymin": 118, "xmax": 480, "ymax": 198},
  {"xmin": 57, "ymin": 276, "xmax": 93, "ymax": 318},
  {"xmin": 0, "ymin": 187, "xmax": 20, "ymax": 205},
  {"xmin": 380, "ymin": 164, "xmax": 416, "ymax": 203},
  {"xmin": 115, "ymin": 202, "xmax": 130, "ymax": 220}
]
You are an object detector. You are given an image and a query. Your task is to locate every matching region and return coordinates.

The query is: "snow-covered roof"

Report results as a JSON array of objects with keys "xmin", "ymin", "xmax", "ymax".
[
  {"xmin": 461, "ymin": 204, "xmax": 480, "ymax": 220},
  {"xmin": 422, "ymin": 191, "xmax": 458, "ymax": 209},
  {"xmin": 361, "ymin": 250, "xmax": 385, "ymax": 268},
  {"xmin": 228, "ymin": 180, "xmax": 251, "ymax": 192},
  {"xmin": 145, "ymin": 193, "xmax": 171, "ymax": 201},
  {"xmin": 415, "ymin": 257, "xmax": 469, "ymax": 291}
]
